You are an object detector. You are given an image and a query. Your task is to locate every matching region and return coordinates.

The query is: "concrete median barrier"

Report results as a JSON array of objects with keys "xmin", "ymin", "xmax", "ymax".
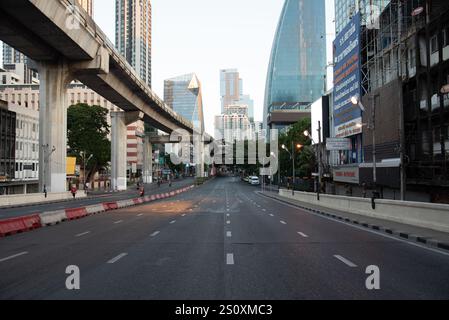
[
  {"xmin": 86, "ymin": 204, "xmax": 105, "ymax": 215},
  {"xmin": 103, "ymin": 202, "xmax": 119, "ymax": 211},
  {"xmin": 39, "ymin": 210, "xmax": 67, "ymax": 226},
  {"xmin": 0, "ymin": 214, "xmax": 41, "ymax": 237},
  {"xmin": 279, "ymin": 189, "xmax": 449, "ymax": 233},
  {"xmin": 117, "ymin": 199, "xmax": 134, "ymax": 208},
  {"xmin": 1, "ymin": 182, "xmax": 198, "ymax": 238},
  {"xmin": 65, "ymin": 208, "xmax": 89, "ymax": 220}
]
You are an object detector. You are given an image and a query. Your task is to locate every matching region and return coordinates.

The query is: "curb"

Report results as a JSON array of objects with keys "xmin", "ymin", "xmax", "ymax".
[
  {"xmin": 0, "ymin": 185, "xmax": 196, "ymax": 238},
  {"xmin": 258, "ymin": 191, "xmax": 449, "ymax": 253}
]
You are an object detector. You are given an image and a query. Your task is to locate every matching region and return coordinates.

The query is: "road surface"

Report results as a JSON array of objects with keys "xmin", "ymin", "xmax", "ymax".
[{"xmin": 1, "ymin": 177, "xmax": 449, "ymax": 299}]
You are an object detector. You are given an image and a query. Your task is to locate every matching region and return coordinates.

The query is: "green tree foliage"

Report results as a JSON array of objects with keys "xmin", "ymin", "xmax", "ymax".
[
  {"xmin": 67, "ymin": 103, "xmax": 111, "ymax": 182},
  {"xmin": 229, "ymin": 118, "xmax": 315, "ymax": 180},
  {"xmin": 278, "ymin": 118, "xmax": 315, "ymax": 178}
]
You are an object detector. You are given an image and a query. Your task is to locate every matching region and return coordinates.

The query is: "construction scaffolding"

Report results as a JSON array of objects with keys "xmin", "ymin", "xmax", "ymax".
[{"xmin": 360, "ymin": 0, "xmax": 427, "ymax": 95}]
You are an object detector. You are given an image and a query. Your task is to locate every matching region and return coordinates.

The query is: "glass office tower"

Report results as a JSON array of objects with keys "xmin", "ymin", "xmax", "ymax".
[
  {"xmin": 164, "ymin": 73, "xmax": 204, "ymax": 131},
  {"xmin": 264, "ymin": 0, "xmax": 327, "ymax": 130},
  {"xmin": 335, "ymin": 0, "xmax": 391, "ymax": 35}
]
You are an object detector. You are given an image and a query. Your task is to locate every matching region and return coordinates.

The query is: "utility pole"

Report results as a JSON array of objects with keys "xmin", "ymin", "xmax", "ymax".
[
  {"xmin": 318, "ymin": 121, "xmax": 323, "ymax": 200},
  {"xmin": 291, "ymin": 141, "xmax": 295, "ymax": 196},
  {"xmin": 371, "ymin": 95, "xmax": 378, "ymax": 196},
  {"xmin": 398, "ymin": 0, "xmax": 406, "ymax": 201},
  {"xmin": 41, "ymin": 144, "xmax": 56, "ymax": 194}
]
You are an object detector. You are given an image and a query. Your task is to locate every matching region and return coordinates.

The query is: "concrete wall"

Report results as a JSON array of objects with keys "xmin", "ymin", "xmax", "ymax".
[
  {"xmin": 279, "ymin": 189, "xmax": 449, "ymax": 233},
  {"xmin": 0, "ymin": 191, "xmax": 87, "ymax": 207}
]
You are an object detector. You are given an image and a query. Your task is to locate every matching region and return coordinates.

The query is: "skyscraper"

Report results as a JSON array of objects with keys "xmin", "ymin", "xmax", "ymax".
[
  {"xmin": 220, "ymin": 69, "xmax": 254, "ymax": 120},
  {"xmin": 2, "ymin": 45, "xmax": 27, "ymax": 66},
  {"xmin": 215, "ymin": 105, "xmax": 252, "ymax": 142},
  {"xmin": 264, "ymin": 0, "xmax": 327, "ymax": 131},
  {"xmin": 164, "ymin": 73, "xmax": 204, "ymax": 132},
  {"xmin": 115, "ymin": 0, "xmax": 152, "ymax": 87},
  {"xmin": 335, "ymin": 0, "xmax": 390, "ymax": 35},
  {"xmin": 220, "ymin": 69, "xmax": 240, "ymax": 113}
]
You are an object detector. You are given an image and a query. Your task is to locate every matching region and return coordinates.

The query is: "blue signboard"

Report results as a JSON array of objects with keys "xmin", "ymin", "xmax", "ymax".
[{"xmin": 333, "ymin": 13, "xmax": 362, "ymax": 138}]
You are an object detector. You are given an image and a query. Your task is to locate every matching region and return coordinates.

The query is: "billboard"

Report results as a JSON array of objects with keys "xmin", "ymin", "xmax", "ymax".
[
  {"xmin": 310, "ymin": 97, "xmax": 323, "ymax": 145},
  {"xmin": 333, "ymin": 12, "xmax": 362, "ymax": 138},
  {"xmin": 326, "ymin": 138, "xmax": 352, "ymax": 151},
  {"xmin": 66, "ymin": 157, "xmax": 77, "ymax": 175}
]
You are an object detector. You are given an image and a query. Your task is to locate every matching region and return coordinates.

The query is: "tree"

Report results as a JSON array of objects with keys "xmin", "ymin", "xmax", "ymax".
[
  {"xmin": 278, "ymin": 118, "xmax": 314, "ymax": 179},
  {"xmin": 67, "ymin": 103, "xmax": 111, "ymax": 183}
]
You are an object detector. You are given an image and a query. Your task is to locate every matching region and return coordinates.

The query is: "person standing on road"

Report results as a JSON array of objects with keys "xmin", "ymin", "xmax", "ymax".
[{"xmin": 71, "ymin": 185, "xmax": 77, "ymax": 199}]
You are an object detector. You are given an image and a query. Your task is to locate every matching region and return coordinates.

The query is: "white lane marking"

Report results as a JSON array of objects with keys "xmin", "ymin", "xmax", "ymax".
[
  {"xmin": 226, "ymin": 253, "xmax": 235, "ymax": 265},
  {"xmin": 114, "ymin": 220, "xmax": 123, "ymax": 224},
  {"xmin": 298, "ymin": 232, "xmax": 309, "ymax": 238},
  {"xmin": 226, "ymin": 220, "xmax": 231, "ymax": 225},
  {"xmin": 226, "ymin": 214, "xmax": 230, "ymax": 217},
  {"xmin": 182, "ymin": 214, "xmax": 186, "ymax": 217},
  {"xmin": 137, "ymin": 214, "xmax": 144, "ymax": 217},
  {"xmin": 227, "ymin": 231, "xmax": 232, "ymax": 238},
  {"xmin": 151, "ymin": 231, "xmax": 160, "ymax": 237},
  {"xmin": 170, "ymin": 220, "xmax": 176, "ymax": 224},
  {"xmin": 107, "ymin": 253, "xmax": 128, "ymax": 264},
  {"xmin": 0, "ymin": 251, "xmax": 28, "ymax": 263},
  {"xmin": 269, "ymin": 214, "xmax": 274, "ymax": 217},
  {"xmin": 262, "ymin": 209, "xmax": 266, "ymax": 212},
  {"xmin": 227, "ymin": 209, "xmax": 230, "ymax": 212},
  {"xmin": 334, "ymin": 255, "xmax": 358, "ymax": 268},
  {"xmin": 280, "ymin": 220, "xmax": 287, "ymax": 225},
  {"xmin": 257, "ymin": 192, "xmax": 449, "ymax": 258},
  {"xmin": 75, "ymin": 231, "xmax": 90, "ymax": 237}
]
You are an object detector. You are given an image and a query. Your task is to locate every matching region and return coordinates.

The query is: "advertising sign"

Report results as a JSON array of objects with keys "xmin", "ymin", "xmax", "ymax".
[
  {"xmin": 333, "ymin": 165, "xmax": 360, "ymax": 184},
  {"xmin": 333, "ymin": 13, "xmax": 362, "ymax": 138},
  {"xmin": 326, "ymin": 138, "xmax": 352, "ymax": 151},
  {"xmin": 66, "ymin": 157, "xmax": 77, "ymax": 175}
]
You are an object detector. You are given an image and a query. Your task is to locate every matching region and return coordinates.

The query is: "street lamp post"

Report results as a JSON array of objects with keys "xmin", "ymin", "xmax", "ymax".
[
  {"xmin": 351, "ymin": 94, "xmax": 379, "ymax": 198},
  {"xmin": 304, "ymin": 126, "xmax": 322, "ymax": 200},
  {"xmin": 282, "ymin": 143, "xmax": 302, "ymax": 196}
]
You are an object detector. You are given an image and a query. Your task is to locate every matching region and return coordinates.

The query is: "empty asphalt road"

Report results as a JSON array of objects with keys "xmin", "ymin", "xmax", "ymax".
[{"xmin": 1, "ymin": 177, "xmax": 449, "ymax": 299}]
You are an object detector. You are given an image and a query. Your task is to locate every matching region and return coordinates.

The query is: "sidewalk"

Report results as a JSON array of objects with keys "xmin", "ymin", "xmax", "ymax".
[{"xmin": 261, "ymin": 190, "xmax": 449, "ymax": 252}]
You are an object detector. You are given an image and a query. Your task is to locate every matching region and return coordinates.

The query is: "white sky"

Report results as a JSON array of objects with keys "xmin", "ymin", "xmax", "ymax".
[{"xmin": 1, "ymin": 0, "xmax": 335, "ymax": 135}]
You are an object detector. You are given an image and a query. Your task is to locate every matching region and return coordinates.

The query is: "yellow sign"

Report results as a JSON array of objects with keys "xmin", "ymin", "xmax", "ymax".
[{"xmin": 66, "ymin": 157, "xmax": 77, "ymax": 175}]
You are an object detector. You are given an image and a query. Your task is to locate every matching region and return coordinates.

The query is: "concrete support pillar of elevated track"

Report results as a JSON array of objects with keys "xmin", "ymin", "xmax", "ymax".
[{"xmin": 111, "ymin": 111, "xmax": 144, "ymax": 191}]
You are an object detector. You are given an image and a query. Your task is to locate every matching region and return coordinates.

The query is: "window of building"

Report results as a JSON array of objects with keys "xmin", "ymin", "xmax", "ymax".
[
  {"xmin": 443, "ymin": 28, "xmax": 449, "ymax": 47},
  {"xmin": 431, "ymin": 35, "xmax": 438, "ymax": 53}
]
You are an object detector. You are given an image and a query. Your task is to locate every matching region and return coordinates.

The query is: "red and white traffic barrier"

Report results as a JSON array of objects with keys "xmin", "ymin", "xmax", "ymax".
[{"xmin": 0, "ymin": 184, "xmax": 196, "ymax": 238}]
